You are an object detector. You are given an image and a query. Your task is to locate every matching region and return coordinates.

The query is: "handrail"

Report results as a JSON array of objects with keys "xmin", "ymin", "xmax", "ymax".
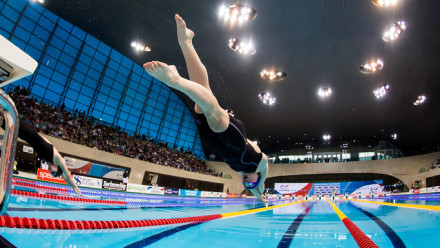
[{"xmin": 0, "ymin": 89, "xmax": 19, "ymax": 214}]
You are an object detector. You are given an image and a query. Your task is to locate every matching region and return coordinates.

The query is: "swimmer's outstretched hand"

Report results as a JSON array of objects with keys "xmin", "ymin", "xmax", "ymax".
[
  {"xmin": 175, "ymin": 14, "xmax": 194, "ymax": 45},
  {"xmin": 73, "ymin": 185, "xmax": 84, "ymax": 197},
  {"xmin": 143, "ymin": 61, "xmax": 181, "ymax": 87}
]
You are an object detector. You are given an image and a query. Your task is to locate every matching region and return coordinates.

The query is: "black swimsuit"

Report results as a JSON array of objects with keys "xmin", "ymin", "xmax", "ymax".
[
  {"xmin": 2, "ymin": 120, "xmax": 54, "ymax": 163},
  {"xmin": 194, "ymin": 113, "xmax": 262, "ymax": 173}
]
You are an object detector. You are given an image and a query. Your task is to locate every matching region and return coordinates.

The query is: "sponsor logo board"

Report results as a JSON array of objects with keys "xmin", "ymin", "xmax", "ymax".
[
  {"xmin": 146, "ymin": 186, "xmax": 165, "ymax": 195},
  {"xmin": 37, "ymin": 168, "xmax": 67, "ymax": 184},
  {"xmin": 126, "ymin": 183, "xmax": 148, "ymax": 193},
  {"xmin": 164, "ymin": 188, "xmax": 179, "ymax": 195},
  {"xmin": 73, "ymin": 174, "xmax": 102, "ymax": 189},
  {"xmin": 102, "ymin": 180, "xmax": 126, "ymax": 191}
]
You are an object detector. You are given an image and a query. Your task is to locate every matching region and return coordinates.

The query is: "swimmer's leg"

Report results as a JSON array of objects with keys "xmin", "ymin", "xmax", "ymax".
[
  {"xmin": 143, "ymin": 61, "xmax": 229, "ymax": 132},
  {"xmin": 175, "ymin": 14, "xmax": 210, "ymax": 114}
]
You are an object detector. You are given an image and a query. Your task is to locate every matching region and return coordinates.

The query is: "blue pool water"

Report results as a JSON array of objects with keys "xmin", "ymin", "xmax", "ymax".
[{"xmin": 2, "ymin": 182, "xmax": 440, "ymax": 247}]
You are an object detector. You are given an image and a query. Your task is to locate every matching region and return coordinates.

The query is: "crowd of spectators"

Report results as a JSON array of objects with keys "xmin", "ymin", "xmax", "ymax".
[
  {"xmin": 429, "ymin": 158, "xmax": 440, "ymax": 171},
  {"xmin": 8, "ymin": 86, "xmax": 222, "ymax": 177}
]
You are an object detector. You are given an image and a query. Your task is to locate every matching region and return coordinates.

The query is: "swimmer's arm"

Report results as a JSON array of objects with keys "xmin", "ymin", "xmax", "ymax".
[
  {"xmin": 41, "ymin": 136, "xmax": 83, "ymax": 197},
  {"xmin": 254, "ymin": 153, "xmax": 268, "ymax": 202},
  {"xmin": 250, "ymin": 187, "xmax": 268, "ymax": 202}
]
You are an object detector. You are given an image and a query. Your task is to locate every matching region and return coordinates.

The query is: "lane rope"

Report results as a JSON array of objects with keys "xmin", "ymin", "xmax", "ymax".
[
  {"xmin": 327, "ymin": 199, "xmax": 379, "ymax": 248},
  {"xmin": 349, "ymin": 199, "xmax": 440, "ymax": 211}
]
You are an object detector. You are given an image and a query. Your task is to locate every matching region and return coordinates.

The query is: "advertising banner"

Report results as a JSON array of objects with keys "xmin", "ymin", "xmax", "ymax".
[
  {"xmin": 180, "ymin": 189, "xmax": 201, "ymax": 197},
  {"xmin": 145, "ymin": 186, "xmax": 165, "ymax": 195},
  {"xmin": 37, "ymin": 168, "xmax": 67, "ymax": 184},
  {"xmin": 102, "ymin": 179, "xmax": 127, "ymax": 191},
  {"xmin": 164, "ymin": 188, "xmax": 179, "ymax": 195},
  {"xmin": 65, "ymin": 157, "xmax": 125, "ymax": 180},
  {"xmin": 275, "ymin": 180, "xmax": 383, "ymax": 196},
  {"xmin": 126, "ymin": 183, "xmax": 148, "ymax": 193},
  {"xmin": 73, "ymin": 174, "xmax": 102, "ymax": 189}
]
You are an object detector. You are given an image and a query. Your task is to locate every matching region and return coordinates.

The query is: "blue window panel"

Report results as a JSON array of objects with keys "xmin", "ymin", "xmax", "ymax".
[
  {"xmin": 55, "ymin": 62, "xmax": 70, "ymax": 76},
  {"xmin": 46, "ymin": 46, "xmax": 60, "ymax": 59},
  {"xmin": 119, "ymin": 111, "xmax": 128, "ymax": 121},
  {"xmin": 0, "ymin": 28, "xmax": 9, "ymax": 38},
  {"xmin": 38, "ymin": 64, "xmax": 53, "ymax": 78},
  {"xmin": 103, "ymin": 105, "xmax": 116, "ymax": 116},
  {"xmin": 25, "ymin": 45, "xmax": 42, "ymax": 60},
  {"xmin": 44, "ymin": 90, "xmax": 61, "ymax": 103},
  {"xmin": 157, "ymin": 96, "xmax": 167, "ymax": 104},
  {"xmin": 75, "ymin": 102, "xmax": 89, "ymax": 113},
  {"xmin": 34, "ymin": 25, "xmax": 50, "ymax": 41},
  {"xmin": 50, "ymin": 36, "xmax": 65, "ymax": 50},
  {"xmin": 14, "ymin": 26, "xmax": 31, "ymax": 42},
  {"xmin": 97, "ymin": 42, "xmax": 110, "ymax": 56},
  {"xmin": 52, "ymin": 71, "xmax": 67, "ymax": 86},
  {"xmin": 69, "ymin": 80, "xmax": 82, "ymax": 91},
  {"xmin": 141, "ymin": 73, "xmax": 153, "ymax": 82},
  {"xmin": 121, "ymin": 57, "xmax": 133, "ymax": 69},
  {"xmin": 81, "ymin": 84, "xmax": 94, "ymax": 97},
  {"xmin": 106, "ymin": 98, "xmax": 118, "ymax": 108},
  {"xmin": 10, "ymin": 36, "xmax": 25, "ymax": 50},
  {"xmin": 63, "ymin": 44, "xmax": 79, "ymax": 58},
  {"xmin": 121, "ymin": 105, "xmax": 131, "ymax": 113},
  {"xmin": 79, "ymin": 53, "xmax": 91, "ymax": 65},
  {"xmin": 99, "ymin": 84, "xmax": 110, "ymax": 95},
  {"xmin": 96, "ymin": 94, "xmax": 108, "ymax": 104},
  {"xmin": 107, "ymin": 60, "xmax": 119, "ymax": 70},
  {"xmin": 102, "ymin": 76, "xmax": 113, "ymax": 87},
  {"xmin": 28, "ymin": 2, "xmax": 44, "ymax": 13},
  {"xmin": 117, "ymin": 119, "xmax": 126, "ymax": 128},
  {"xmin": 87, "ymin": 68, "xmax": 100, "ymax": 81},
  {"xmin": 132, "ymin": 100, "xmax": 143, "ymax": 110},
  {"xmin": 72, "ymin": 71, "xmax": 85, "ymax": 82},
  {"xmin": 42, "ymin": 9, "xmax": 58, "ymax": 23},
  {"xmin": 67, "ymin": 35, "xmax": 82, "ymax": 49},
  {"xmin": 90, "ymin": 60, "xmax": 104, "ymax": 73},
  {"xmin": 18, "ymin": 16, "xmax": 36, "ymax": 32},
  {"xmin": 59, "ymin": 53, "xmax": 75, "ymax": 67},
  {"xmin": 28, "ymin": 35, "xmax": 45, "ymax": 50},
  {"xmin": 149, "ymin": 123, "xmax": 159, "ymax": 132},
  {"xmin": 129, "ymin": 78, "xmax": 140, "ymax": 90},
  {"xmin": 65, "ymin": 88, "xmax": 79, "ymax": 101},
  {"xmin": 151, "ymin": 116, "xmax": 161, "ymax": 125},
  {"xmin": 57, "ymin": 18, "xmax": 73, "ymax": 32},
  {"xmin": 117, "ymin": 65, "xmax": 130, "ymax": 77},
  {"xmin": 83, "ymin": 44, "xmax": 96, "ymax": 56},
  {"xmin": 110, "ymin": 49, "xmax": 122, "ymax": 63},
  {"xmin": 105, "ymin": 68, "xmax": 116, "ymax": 79},
  {"xmin": 85, "ymin": 35, "xmax": 99, "ymax": 49},
  {"xmin": 93, "ymin": 51, "xmax": 107, "ymax": 63},
  {"xmin": 123, "ymin": 97, "xmax": 133, "ymax": 106},
  {"xmin": 130, "ymin": 108, "xmax": 141, "ymax": 117},
  {"xmin": 7, "ymin": 0, "xmax": 26, "ymax": 12},
  {"xmin": 76, "ymin": 62, "xmax": 88, "ymax": 74},
  {"xmin": 159, "ymin": 133, "xmax": 167, "ymax": 141},
  {"xmin": 34, "ymin": 74, "xmax": 49, "ymax": 87},
  {"xmin": 126, "ymin": 89, "xmax": 135, "ymax": 98},
  {"xmin": 125, "ymin": 123, "xmax": 136, "ymax": 132},
  {"xmin": 38, "ymin": 15, "xmax": 55, "ymax": 32},
  {"xmin": 2, "ymin": 5, "xmax": 19, "ymax": 22},
  {"xmin": 23, "ymin": 4, "xmax": 39, "ymax": 21},
  {"xmin": 93, "ymin": 101, "xmax": 105, "ymax": 111},
  {"xmin": 71, "ymin": 26, "xmax": 86, "ymax": 40},
  {"xmin": 32, "ymin": 84, "xmax": 45, "ymax": 98},
  {"xmin": 112, "ymin": 82, "xmax": 124, "ymax": 93},
  {"xmin": 168, "ymin": 130, "xmax": 177, "ymax": 137},
  {"xmin": 77, "ymin": 94, "xmax": 91, "ymax": 106},
  {"xmin": 135, "ymin": 92, "xmax": 146, "ymax": 102},
  {"xmin": 115, "ymin": 73, "xmax": 127, "ymax": 84},
  {"xmin": 170, "ymin": 123, "xmax": 179, "ymax": 131},
  {"xmin": 54, "ymin": 27, "xmax": 68, "ymax": 40}
]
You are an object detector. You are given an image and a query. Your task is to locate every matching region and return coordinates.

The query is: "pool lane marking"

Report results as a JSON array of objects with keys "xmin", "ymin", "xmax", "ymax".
[
  {"xmin": 327, "ymin": 199, "xmax": 379, "ymax": 248},
  {"xmin": 349, "ymin": 202, "xmax": 406, "ymax": 248},
  {"xmin": 220, "ymin": 199, "xmax": 309, "ymax": 218},
  {"xmin": 277, "ymin": 203, "xmax": 313, "ymax": 248},
  {"xmin": 124, "ymin": 222, "xmax": 203, "ymax": 248},
  {"xmin": 349, "ymin": 199, "xmax": 440, "ymax": 211}
]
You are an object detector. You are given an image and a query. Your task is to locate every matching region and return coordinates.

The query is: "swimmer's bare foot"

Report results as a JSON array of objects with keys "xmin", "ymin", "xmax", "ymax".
[
  {"xmin": 143, "ymin": 61, "xmax": 181, "ymax": 88},
  {"xmin": 175, "ymin": 14, "xmax": 194, "ymax": 46}
]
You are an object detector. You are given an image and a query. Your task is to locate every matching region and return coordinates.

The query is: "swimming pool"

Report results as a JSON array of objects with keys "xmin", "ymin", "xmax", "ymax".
[{"xmin": 1, "ymin": 178, "xmax": 440, "ymax": 247}]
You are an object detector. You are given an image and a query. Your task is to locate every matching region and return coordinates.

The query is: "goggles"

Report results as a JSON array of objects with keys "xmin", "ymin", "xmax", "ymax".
[
  {"xmin": 242, "ymin": 174, "xmax": 261, "ymax": 190},
  {"xmin": 50, "ymin": 167, "xmax": 63, "ymax": 178}
]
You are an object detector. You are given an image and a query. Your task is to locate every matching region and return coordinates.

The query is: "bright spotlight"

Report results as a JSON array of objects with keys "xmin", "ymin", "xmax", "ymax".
[
  {"xmin": 391, "ymin": 133, "xmax": 397, "ymax": 140},
  {"xmin": 317, "ymin": 87, "xmax": 332, "ymax": 98},
  {"xmin": 372, "ymin": 0, "xmax": 399, "ymax": 7},
  {"xmin": 413, "ymin": 95, "xmax": 426, "ymax": 105},
  {"xmin": 383, "ymin": 21, "xmax": 406, "ymax": 42},
  {"xmin": 219, "ymin": 4, "xmax": 257, "ymax": 26},
  {"xmin": 373, "ymin": 84, "xmax": 390, "ymax": 99},
  {"xmin": 131, "ymin": 41, "xmax": 151, "ymax": 52},
  {"xmin": 323, "ymin": 134, "xmax": 331, "ymax": 141},
  {"xmin": 359, "ymin": 59, "xmax": 384, "ymax": 74},
  {"xmin": 260, "ymin": 69, "xmax": 287, "ymax": 81},
  {"xmin": 30, "ymin": 0, "xmax": 45, "ymax": 3},
  {"xmin": 228, "ymin": 38, "xmax": 256, "ymax": 55},
  {"xmin": 258, "ymin": 92, "xmax": 276, "ymax": 106}
]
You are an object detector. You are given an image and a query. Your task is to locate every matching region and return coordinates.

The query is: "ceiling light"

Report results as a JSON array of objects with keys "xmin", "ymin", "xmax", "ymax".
[
  {"xmin": 131, "ymin": 41, "xmax": 151, "ymax": 52},
  {"xmin": 391, "ymin": 133, "xmax": 397, "ymax": 140},
  {"xmin": 317, "ymin": 87, "xmax": 332, "ymax": 98},
  {"xmin": 372, "ymin": 0, "xmax": 399, "ymax": 7},
  {"xmin": 323, "ymin": 134, "xmax": 331, "ymax": 141},
  {"xmin": 373, "ymin": 84, "xmax": 390, "ymax": 99},
  {"xmin": 260, "ymin": 69, "xmax": 287, "ymax": 81},
  {"xmin": 359, "ymin": 59, "xmax": 384, "ymax": 74},
  {"xmin": 219, "ymin": 4, "xmax": 257, "ymax": 26},
  {"xmin": 258, "ymin": 92, "xmax": 276, "ymax": 106},
  {"xmin": 228, "ymin": 38, "xmax": 256, "ymax": 55},
  {"xmin": 383, "ymin": 21, "xmax": 406, "ymax": 42},
  {"xmin": 413, "ymin": 95, "xmax": 426, "ymax": 105}
]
